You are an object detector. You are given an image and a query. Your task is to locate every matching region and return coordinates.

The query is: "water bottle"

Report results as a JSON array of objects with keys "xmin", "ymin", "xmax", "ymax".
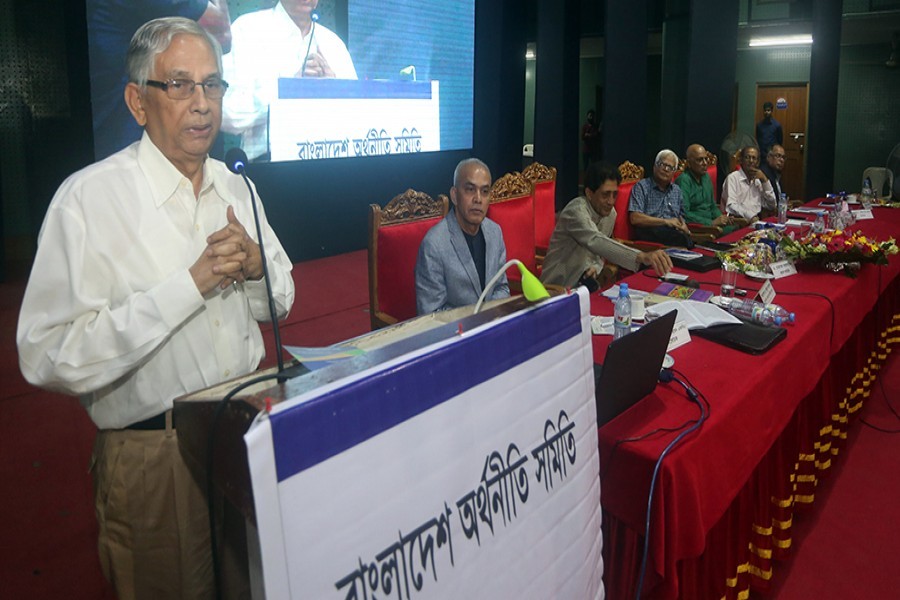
[
  {"xmin": 726, "ymin": 298, "xmax": 783, "ymax": 327},
  {"xmin": 777, "ymin": 193, "xmax": 788, "ymax": 225},
  {"xmin": 765, "ymin": 303, "xmax": 795, "ymax": 324},
  {"xmin": 812, "ymin": 211, "xmax": 825, "ymax": 233},
  {"xmin": 613, "ymin": 283, "xmax": 632, "ymax": 340},
  {"xmin": 861, "ymin": 177, "xmax": 874, "ymax": 210}
]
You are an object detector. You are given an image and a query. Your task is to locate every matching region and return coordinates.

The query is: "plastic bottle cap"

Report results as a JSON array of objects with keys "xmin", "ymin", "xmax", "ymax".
[{"xmin": 789, "ymin": 312, "xmax": 796, "ymax": 322}]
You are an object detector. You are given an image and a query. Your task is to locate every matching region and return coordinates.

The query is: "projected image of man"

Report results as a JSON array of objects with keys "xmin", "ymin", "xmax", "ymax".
[{"xmin": 222, "ymin": 0, "xmax": 358, "ymax": 160}]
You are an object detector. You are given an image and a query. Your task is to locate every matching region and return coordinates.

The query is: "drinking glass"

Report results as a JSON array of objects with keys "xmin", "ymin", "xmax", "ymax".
[{"xmin": 720, "ymin": 264, "xmax": 739, "ymax": 306}]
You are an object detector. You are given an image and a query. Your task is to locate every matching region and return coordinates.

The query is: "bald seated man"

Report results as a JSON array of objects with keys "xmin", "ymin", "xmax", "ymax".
[{"xmin": 675, "ymin": 144, "xmax": 735, "ymax": 234}]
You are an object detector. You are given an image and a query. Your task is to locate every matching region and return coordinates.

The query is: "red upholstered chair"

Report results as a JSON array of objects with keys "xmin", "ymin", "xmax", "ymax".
[
  {"xmin": 368, "ymin": 190, "xmax": 449, "ymax": 329},
  {"xmin": 489, "ymin": 172, "xmax": 536, "ymax": 287},
  {"xmin": 612, "ymin": 161, "xmax": 644, "ymax": 241},
  {"xmin": 612, "ymin": 161, "xmax": 671, "ymax": 253},
  {"xmin": 522, "ymin": 162, "xmax": 557, "ymax": 258},
  {"xmin": 708, "ymin": 160, "xmax": 719, "ymax": 203}
]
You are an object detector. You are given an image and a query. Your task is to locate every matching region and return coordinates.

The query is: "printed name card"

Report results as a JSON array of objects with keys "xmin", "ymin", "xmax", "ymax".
[
  {"xmin": 758, "ymin": 279, "xmax": 777, "ymax": 305},
  {"xmin": 769, "ymin": 260, "xmax": 798, "ymax": 279},
  {"xmin": 667, "ymin": 321, "xmax": 691, "ymax": 351},
  {"xmin": 852, "ymin": 209, "xmax": 874, "ymax": 220}
]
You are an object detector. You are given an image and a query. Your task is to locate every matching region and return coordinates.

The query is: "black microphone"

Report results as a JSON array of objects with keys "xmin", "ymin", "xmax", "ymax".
[
  {"xmin": 224, "ymin": 147, "xmax": 286, "ymax": 375},
  {"xmin": 300, "ymin": 13, "xmax": 319, "ymax": 78}
]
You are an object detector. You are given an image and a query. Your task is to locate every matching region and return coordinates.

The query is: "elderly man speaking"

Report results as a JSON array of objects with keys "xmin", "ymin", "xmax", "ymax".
[{"xmin": 17, "ymin": 17, "xmax": 294, "ymax": 598}]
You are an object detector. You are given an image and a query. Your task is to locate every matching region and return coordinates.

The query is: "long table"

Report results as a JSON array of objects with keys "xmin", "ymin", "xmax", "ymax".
[{"xmin": 593, "ymin": 204, "xmax": 900, "ymax": 599}]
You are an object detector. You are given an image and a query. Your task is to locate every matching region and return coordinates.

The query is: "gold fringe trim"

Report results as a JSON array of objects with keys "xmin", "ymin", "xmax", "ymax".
[
  {"xmin": 774, "ymin": 517, "xmax": 792, "ymax": 529},
  {"xmin": 771, "ymin": 495, "xmax": 793, "ymax": 508},
  {"xmin": 749, "ymin": 542, "xmax": 772, "ymax": 559},
  {"xmin": 774, "ymin": 537, "xmax": 792, "ymax": 549},
  {"xmin": 722, "ymin": 313, "xmax": 900, "ymax": 600},
  {"xmin": 748, "ymin": 564, "xmax": 773, "ymax": 580}
]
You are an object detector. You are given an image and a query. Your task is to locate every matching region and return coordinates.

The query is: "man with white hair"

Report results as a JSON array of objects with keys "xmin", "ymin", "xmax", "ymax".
[
  {"xmin": 18, "ymin": 17, "xmax": 294, "ymax": 597},
  {"xmin": 628, "ymin": 149, "xmax": 694, "ymax": 247}
]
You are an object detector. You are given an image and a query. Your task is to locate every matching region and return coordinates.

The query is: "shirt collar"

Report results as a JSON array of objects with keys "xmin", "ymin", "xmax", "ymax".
[
  {"xmin": 137, "ymin": 131, "xmax": 213, "ymax": 208},
  {"xmin": 275, "ymin": 2, "xmax": 308, "ymax": 41},
  {"xmin": 687, "ymin": 170, "xmax": 706, "ymax": 184}
]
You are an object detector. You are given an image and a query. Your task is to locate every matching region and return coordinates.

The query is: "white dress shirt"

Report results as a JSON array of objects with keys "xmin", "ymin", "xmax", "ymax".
[
  {"xmin": 222, "ymin": 2, "xmax": 358, "ymax": 159},
  {"xmin": 723, "ymin": 168, "xmax": 777, "ymax": 220},
  {"xmin": 17, "ymin": 133, "xmax": 295, "ymax": 429}
]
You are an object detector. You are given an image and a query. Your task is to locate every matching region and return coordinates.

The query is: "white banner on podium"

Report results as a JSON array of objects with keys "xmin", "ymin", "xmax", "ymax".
[
  {"xmin": 246, "ymin": 290, "xmax": 603, "ymax": 599},
  {"xmin": 269, "ymin": 79, "xmax": 440, "ymax": 162}
]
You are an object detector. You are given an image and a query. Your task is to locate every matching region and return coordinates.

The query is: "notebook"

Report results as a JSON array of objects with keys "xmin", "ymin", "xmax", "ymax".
[
  {"xmin": 648, "ymin": 282, "xmax": 714, "ymax": 303},
  {"xmin": 594, "ymin": 311, "xmax": 677, "ymax": 427}
]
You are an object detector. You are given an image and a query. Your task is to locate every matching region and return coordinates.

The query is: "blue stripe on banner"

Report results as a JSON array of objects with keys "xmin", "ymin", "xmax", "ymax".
[
  {"xmin": 270, "ymin": 295, "xmax": 582, "ymax": 482},
  {"xmin": 277, "ymin": 78, "xmax": 433, "ymax": 100}
]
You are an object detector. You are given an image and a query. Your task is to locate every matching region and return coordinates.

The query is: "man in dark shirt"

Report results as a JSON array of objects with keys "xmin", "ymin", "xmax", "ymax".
[
  {"xmin": 755, "ymin": 101, "xmax": 783, "ymax": 158},
  {"xmin": 760, "ymin": 144, "xmax": 786, "ymax": 201}
]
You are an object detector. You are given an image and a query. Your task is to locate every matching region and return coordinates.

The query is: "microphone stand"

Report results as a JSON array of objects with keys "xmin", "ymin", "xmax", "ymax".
[
  {"xmin": 232, "ymin": 164, "xmax": 286, "ymax": 376},
  {"xmin": 300, "ymin": 13, "xmax": 319, "ymax": 78}
]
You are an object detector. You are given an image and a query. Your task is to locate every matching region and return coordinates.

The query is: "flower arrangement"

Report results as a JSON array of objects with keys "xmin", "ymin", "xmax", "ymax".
[
  {"xmin": 717, "ymin": 229, "xmax": 782, "ymax": 274},
  {"xmin": 717, "ymin": 228, "xmax": 898, "ymax": 277},
  {"xmin": 778, "ymin": 229, "xmax": 898, "ymax": 275}
]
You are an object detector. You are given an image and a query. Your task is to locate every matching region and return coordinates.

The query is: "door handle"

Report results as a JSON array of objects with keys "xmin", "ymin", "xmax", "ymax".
[{"xmin": 789, "ymin": 132, "xmax": 804, "ymax": 141}]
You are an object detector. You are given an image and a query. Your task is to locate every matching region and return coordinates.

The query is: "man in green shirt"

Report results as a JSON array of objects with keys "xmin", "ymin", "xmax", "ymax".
[{"xmin": 676, "ymin": 144, "xmax": 735, "ymax": 234}]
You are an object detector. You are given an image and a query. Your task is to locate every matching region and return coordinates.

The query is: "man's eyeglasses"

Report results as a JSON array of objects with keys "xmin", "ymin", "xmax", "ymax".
[
  {"xmin": 145, "ymin": 78, "xmax": 229, "ymax": 100},
  {"xmin": 656, "ymin": 162, "xmax": 677, "ymax": 172}
]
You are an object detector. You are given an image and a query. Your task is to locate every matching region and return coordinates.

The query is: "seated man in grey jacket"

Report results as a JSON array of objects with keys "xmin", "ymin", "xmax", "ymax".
[
  {"xmin": 415, "ymin": 158, "xmax": 510, "ymax": 314},
  {"xmin": 542, "ymin": 162, "xmax": 672, "ymax": 289}
]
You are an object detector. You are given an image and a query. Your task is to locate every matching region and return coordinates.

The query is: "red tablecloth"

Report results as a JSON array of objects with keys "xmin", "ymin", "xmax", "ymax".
[{"xmin": 594, "ymin": 204, "xmax": 900, "ymax": 599}]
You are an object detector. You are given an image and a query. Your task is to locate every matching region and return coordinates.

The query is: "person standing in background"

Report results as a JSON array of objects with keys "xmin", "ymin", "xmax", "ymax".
[
  {"xmin": 581, "ymin": 109, "xmax": 598, "ymax": 171},
  {"xmin": 755, "ymin": 101, "xmax": 783, "ymax": 158}
]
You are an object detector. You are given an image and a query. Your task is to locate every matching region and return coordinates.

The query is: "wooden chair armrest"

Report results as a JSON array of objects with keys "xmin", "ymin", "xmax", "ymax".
[
  {"xmin": 687, "ymin": 223, "xmax": 723, "ymax": 235},
  {"xmin": 616, "ymin": 238, "xmax": 667, "ymax": 252},
  {"xmin": 371, "ymin": 311, "xmax": 399, "ymax": 330}
]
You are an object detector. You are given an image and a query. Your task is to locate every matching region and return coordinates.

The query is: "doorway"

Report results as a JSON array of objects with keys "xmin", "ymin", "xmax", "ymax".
[{"xmin": 755, "ymin": 84, "xmax": 808, "ymax": 201}]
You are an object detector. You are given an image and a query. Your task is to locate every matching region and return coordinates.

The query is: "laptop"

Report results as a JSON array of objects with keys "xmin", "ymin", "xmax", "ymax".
[{"xmin": 594, "ymin": 311, "xmax": 677, "ymax": 427}]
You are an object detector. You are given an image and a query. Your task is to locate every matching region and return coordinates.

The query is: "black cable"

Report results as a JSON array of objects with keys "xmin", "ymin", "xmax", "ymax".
[
  {"xmin": 600, "ymin": 419, "xmax": 696, "ymax": 482},
  {"xmin": 778, "ymin": 290, "xmax": 836, "ymax": 352},
  {"xmin": 207, "ymin": 371, "xmax": 285, "ymax": 600},
  {"xmin": 633, "ymin": 370, "xmax": 708, "ymax": 600}
]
